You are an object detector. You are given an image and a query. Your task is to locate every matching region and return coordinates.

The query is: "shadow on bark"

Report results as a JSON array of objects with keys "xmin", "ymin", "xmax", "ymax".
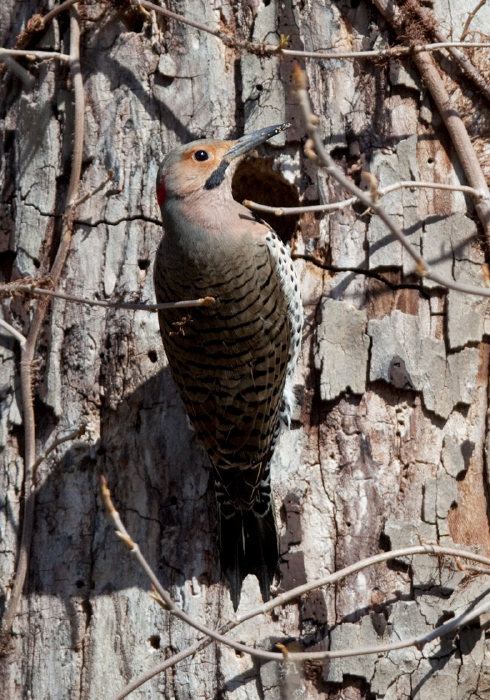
[{"xmin": 24, "ymin": 366, "xmax": 218, "ymax": 624}]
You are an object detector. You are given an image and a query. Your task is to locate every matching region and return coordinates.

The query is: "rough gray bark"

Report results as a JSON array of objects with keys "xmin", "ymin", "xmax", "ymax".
[{"xmin": 1, "ymin": 0, "xmax": 490, "ymax": 698}]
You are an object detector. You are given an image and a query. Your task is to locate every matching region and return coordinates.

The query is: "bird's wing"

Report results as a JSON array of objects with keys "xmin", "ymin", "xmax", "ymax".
[{"xmin": 159, "ymin": 231, "xmax": 291, "ymax": 473}]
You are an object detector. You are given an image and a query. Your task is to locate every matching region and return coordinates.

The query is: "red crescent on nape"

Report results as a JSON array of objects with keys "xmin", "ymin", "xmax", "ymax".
[{"xmin": 157, "ymin": 175, "xmax": 167, "ymax": 207}]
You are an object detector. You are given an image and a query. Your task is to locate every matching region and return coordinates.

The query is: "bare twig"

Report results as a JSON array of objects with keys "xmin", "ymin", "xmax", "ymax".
[
  {"xmin": 112, "ymin": 541, "xmax": 490, "ymax": 700},
  {"xmin": 292, "ymin": 65, "xmax": 490, "ymax": 299},
  {"xmin": 244, "ymin": 196, "xmax": 358, "ymax": 215},
  {"xmin": 0, "ymin": 47, "xmax": 70, "ymax": 61},
  {"xmin": 28, "ymin": 0, "xmax": 490, "ymax": 73},
  {"xmin": 413, "ymin": 1, "xmax": 490, "ymax": 103},
  {"xmin": 374, "ymin": 0, "xmax": 490, "ymax": 239},
  {"xmin": 0, "ymin": 319, "xmax": 27, "ymax": 347},
  {"xmin": 103, "ymin": 475, "xmax": 490, "ymax": 673},
  {"xmin": 281, "ymin": 41, "xmax": 490, "ymax": 60},
  {"xmin": 32, "ymin": 425, "xmax": 86, "ymax": 481},
  {"xmin": 244, "ymin": 180, "xmax": 484, "ymax": 216},
  {"xmin": 112, "ymin": 633, "xmax": 227, "ymax": 700},
  {"xmin": 0, "ymin": 6, "xmax": 85, "ymax": 647},
  {"xmin": 457, "ymin": 561, "xmax": 490, "ymax": 576},
  {"xmin": 410, "ymin": 49, "xmax": 490, "ymax": 236},
  {"xmin": 376, "ymin": 0, "xmax": 490, "ymax": 101},
  {"xmin": 66, "ymin": 12, "xmax": 84, "ymax": 210},
  {"xmin": 0, "ymin": 284, "xmax": 215, "ymax": 311},
  {"xmin": 137, "ymin": 0, "xmax": 274, "ymax": 54},
  {"xmin": 72, "ymin": 169, "xmax": 114, "ymax": 207},
  {"xmin": 101, "ymin": 477, "xmax": 280, "ymax": 662},
  {"xmin": 244, "ymin": 546, "xmax": 490, "ymax": 618},
  {"xmin": 25, "ymin": 0, "xmax": 490, "ymax": 71},
  {"xmin": 0, "ymin": 56, "xmax": 35, "ymax": 88},
  {"xmin": 377, "ymin": 180, "xmax": 484, "ymax": 199},
  {"xmin": 42, "ymin": 0, "xmax": 78, "ymax": 26},
  {"xmin": 138, "ymin": 0, "xmax": 228, "ymax": 39},
  {"xmin": 461, "ymin": 0, "xmax": 487, "ymax": 41}
]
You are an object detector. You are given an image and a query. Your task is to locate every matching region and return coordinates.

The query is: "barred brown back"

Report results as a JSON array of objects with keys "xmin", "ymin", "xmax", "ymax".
[{"xmin": 155, "ymin": 235, "xmax": 290, "ymax": 510}]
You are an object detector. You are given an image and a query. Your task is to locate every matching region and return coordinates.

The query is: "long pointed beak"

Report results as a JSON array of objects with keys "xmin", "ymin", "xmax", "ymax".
[{"xmin": 224, "ymin": 123, "xmax": 290, "ymax": 160}]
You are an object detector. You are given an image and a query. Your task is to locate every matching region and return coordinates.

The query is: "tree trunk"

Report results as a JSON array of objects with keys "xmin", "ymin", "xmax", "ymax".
[{"xmin": 1, "ymin": 0, "xmax": 490, "ymax": 698}]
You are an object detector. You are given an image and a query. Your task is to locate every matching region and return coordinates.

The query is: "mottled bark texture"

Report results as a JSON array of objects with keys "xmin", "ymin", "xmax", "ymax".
[{"xmin": 1, "ymin": 1, "xmax": 490, "ymax": 698}]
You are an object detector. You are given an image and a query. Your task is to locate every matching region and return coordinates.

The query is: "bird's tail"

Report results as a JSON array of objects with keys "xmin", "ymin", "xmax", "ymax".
[{"xmin": 219, "ymin": 502, "xmax": 278, "ymax": 611}]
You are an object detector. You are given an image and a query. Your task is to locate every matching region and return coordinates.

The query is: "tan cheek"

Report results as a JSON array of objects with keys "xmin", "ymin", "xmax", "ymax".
[{"xmin": 171, "ymin": 168, "xmax": 205, "ymax": 196}]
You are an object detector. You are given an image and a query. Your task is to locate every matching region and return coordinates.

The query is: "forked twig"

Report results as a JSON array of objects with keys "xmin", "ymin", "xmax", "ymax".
[
  {"xmin": 42, "ymin": 0, "xmax": 78, "ymax": 25},
  {"xmin": 292, "ymin": 66, "xmax": 490, "ymax": 299},
  {"xmin": 461, "ymin": 0, "xmax": 487, "ymax": 41},
  {"xmin": 372, "ymin": 0, "xmax": 490, "ymax": 237},
  {"xmin": 136, "ymin": 0, "xmax": 274, "ymax": 54},
  {"xmin": 103, "ymin": 472, "xmax": 490, "ymax": 698},
  {"xmin": 409, "ymin": 0, "xmax": 490, "ymax": 103},
  {"xmin": 32, "ymin": 425, "xmax": 87, "ymax": 480}
]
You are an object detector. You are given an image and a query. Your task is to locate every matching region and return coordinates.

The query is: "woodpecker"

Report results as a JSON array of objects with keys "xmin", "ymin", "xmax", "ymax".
[{"xmin": 154, "ymin": 123, "xmax": 302, "ymax": 609}]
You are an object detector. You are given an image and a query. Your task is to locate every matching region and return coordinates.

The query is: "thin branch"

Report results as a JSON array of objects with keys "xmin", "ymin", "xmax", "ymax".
[
  {"xmin": 159, "ymin": 549, "xmax": 490, "ymax": 657},
  {"xmin": 66, "ymin": 10, "xmax": 84, "ymax": 210},
  {"xmin": 0, "ymin": 319, "xmax": 27, "ymax": 347},
  {"xmin": 411, "ymin": 1, "xmax": 490, "ymax": 103},
  {"xmin": 0, "ymin": 6, "xmax": 85, "ymax": 647},
  {"xmin": 112, "ymin": 541, "xmax": 490, "ymax": 700},
  {"xmin": 374, "ymin": 0, "xmax": 490, "ymax": 239},
  {"xmin": 292, "ymin": 67, "xmax": 490, "ymax": 300},
  {"xmin": 0, "ymin": 56, "xmax": 35, "ymax": 88},
  {"xmin": 242, "ymin": 546, "xmax": 490, "ymax": 620},
  {"xmin": 0, "ymin": 47, "xmax": 70, "ymax": 61},
  {"xmin": 458, "ymin": 563, "xmax": 490, "ymax": 576},
  {"xmin": 112, "ymin": 633, "xmax": 223, "ymax": 700},
  {"xmin": 137, "ymin": 0, "xmax": 273, "ymax": 54},
  {"xmin": 32, "ymin": 425, "xmax": 86, "ymax": 481},
  {"xmin": 72, "ymin": 169, "xmax": 114, "ymax": 207},
  {"xmin": 42, "ymin": 0, "xmax": 78, "ymax": 26},
  {"xmin": 24, "ymin": 0, "xmax": 490, "ymax": 69},
  {"xmin": 244, "ymin": 196, "xmax": 358, "ymax": 216},
  {"xmin": 378, "ymin": 179, "xmax": 484, "ymax": 199},
  {"xmin": 281, "ymin": 41, "xmax": 490, "ymax": 60},
  {"xmin": 134, "ymin": 0, "xmax": 294, "ymax": 55},
  {"xmin": 36, "ymin": 0, "xmax": 490, "ymax": 64},
  {"xmin": 138, "ymin": 0, "xmax": 226, "ymax": 39},
  {"xmin": 410, "ymin": 52, "xmax": 490, "ymax": 236},
  {"xmin": 0, "ymin": 284, "xmax": 215, "ymax": 311},
  {"xmin": 244, "ymin": 180, "xmax": 484, "ymax": 217},
  {"xmin": 31, "ymin": 0, "xmax": 490, "ymax": 70},
  {"xmin": 101, "ymin": 477, "xmax": 278, "ymax": 662},
  {"xmin": 103, "ymin": 475, "xmax": 490, "ymax": 671},
  {"xmin": 461, "ymin": 0, "xmax": 487, "ymax": 41}
]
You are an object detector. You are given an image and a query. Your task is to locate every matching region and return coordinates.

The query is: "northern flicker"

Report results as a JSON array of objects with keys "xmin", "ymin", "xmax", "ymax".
[{"xmin": 154, "ymin": 123, "xmax": 302, "ymax": 609}]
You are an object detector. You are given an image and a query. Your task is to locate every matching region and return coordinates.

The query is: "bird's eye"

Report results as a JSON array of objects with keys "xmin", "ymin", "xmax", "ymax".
[{"xmin": 194, "ymin": 150, "xmax": 209, "ymax": 162}]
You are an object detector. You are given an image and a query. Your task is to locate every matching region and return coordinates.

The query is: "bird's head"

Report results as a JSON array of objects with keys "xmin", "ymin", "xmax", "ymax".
[{"xmin": 156, "ymin": 123, "xmax": 290, "ymax": 209}]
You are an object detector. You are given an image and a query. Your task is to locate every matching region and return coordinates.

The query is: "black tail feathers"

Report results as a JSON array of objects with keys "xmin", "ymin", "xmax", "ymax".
[{"xmin": 219, "ymin": 504, "xmax": 279, "ymax": 611}]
